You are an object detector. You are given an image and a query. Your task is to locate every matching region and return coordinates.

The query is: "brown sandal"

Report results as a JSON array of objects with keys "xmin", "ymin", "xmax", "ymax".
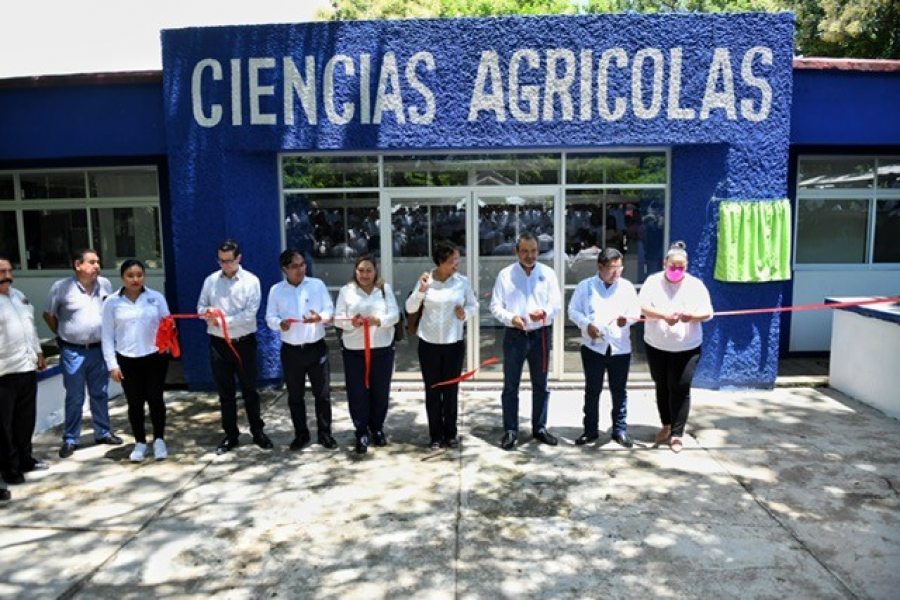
[
  {"xmin": 669, "ymin": 437, "xmax": 683, "ymax": 453},
  {"xmin": 654, "ymin": 425, "xmax": 671, "ymax": 447}
]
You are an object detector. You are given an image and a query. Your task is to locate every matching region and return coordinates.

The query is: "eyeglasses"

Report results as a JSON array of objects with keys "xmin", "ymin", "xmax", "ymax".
[
  {"xmin": 600, "ymin": 265, "xmax": 624, "ymax": 273},
  {"xmin": 217, "ymin": 258, "xmax": 238, "ymax": 265}
]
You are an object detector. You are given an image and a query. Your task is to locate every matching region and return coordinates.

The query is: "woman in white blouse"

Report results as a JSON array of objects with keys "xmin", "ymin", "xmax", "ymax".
[
  {"xmin": 406, "ymin": 241, "xmax": 477, "ymax": 450},
  {"xmin": 101, "ymin": 259, "xmax": 171, "ymax": 462},
  {"xmin": 638, "ymin": 241, "xmax": 713, "ymax": 453},
  {"xmin": 335, "ymin": 255, "xmax": 400, "ymax": 454}
]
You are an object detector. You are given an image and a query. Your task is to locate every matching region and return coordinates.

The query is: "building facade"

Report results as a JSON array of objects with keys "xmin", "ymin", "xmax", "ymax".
[{"xmin": 1, "ymin": 13, "xmax": 897, "ymax": 389}]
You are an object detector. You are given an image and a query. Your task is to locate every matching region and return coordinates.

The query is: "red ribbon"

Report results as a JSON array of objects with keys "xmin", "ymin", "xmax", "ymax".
[
  {"xmin": 431, "ymin": 356, "xmax": 500, "ymax": 389},
  {"xmin": 629, "ymin": 295, "xmax": 900, "ymax": 324},
  {"xmin": 155, "ymin": 309, "xmax": 242, "ymax": 369}
]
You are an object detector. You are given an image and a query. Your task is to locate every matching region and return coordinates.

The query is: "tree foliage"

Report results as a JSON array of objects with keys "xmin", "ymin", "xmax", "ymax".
[{"xmin": 319, "ymin": 0, "xmax": 898, "ymax": 58}]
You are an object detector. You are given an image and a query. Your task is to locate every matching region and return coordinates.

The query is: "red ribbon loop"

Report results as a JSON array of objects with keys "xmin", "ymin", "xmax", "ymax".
[
  {"xmin": 156, "ymin": 310, "xmax": 242, "ymax": 369},
  {"xmin": 431, "ymin": 356, "xmax": 500, "ymax": 389}
]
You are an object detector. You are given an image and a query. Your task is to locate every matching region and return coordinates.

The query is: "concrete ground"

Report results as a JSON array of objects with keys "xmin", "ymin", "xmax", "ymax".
[{"xmin": 1, "ymin": 383, "xmax": 898, "ymax": 599}]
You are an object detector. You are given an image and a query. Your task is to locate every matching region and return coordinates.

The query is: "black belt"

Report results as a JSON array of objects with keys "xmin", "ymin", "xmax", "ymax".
[
  {"xmin": 57, "ymin": 338, "xmax": 102, "ymax": 350},
  {"xmin": 209, "ymin": 334, "xmax": 255, "ymax": 344},
  {"xmin": 283, "ymin": 339, "xmax": 325, "ymax": 350},
  {"xmin": 507, "ymin": 327, "xmax": 548, "ymax": 336}
]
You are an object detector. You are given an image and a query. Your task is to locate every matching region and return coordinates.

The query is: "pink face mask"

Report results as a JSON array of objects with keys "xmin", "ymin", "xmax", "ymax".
[{"xmin": 665, "ymin": 266, "xmax": 685, "ymax": 283}]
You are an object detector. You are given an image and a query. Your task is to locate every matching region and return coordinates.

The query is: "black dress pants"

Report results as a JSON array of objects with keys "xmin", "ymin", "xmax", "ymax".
[
  {"xmin": 281, "ymin": 339, "xmax": 332, "ymax": 438},
  {"xmin": 0, "ymin": 371, "xmax": 38, "ymax": 477},
  {"xmin": 118, "ymin": 352, "xmax": 169, "ymax": 443},
  {"xmin": 418, "ymin": 339, "xmax": 465, "ymax": 444},
  {"xmin": 209, "ymin": 335, "xmax": 264, "ymax": 440},
  {"xmin": 645, "ymin": 343, "xmax": 701, "ymax": 437}
]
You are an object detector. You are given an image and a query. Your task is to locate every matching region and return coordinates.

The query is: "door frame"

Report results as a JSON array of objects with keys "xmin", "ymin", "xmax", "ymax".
[{"xmin": 383, "ymin": 185, "xmax": 563, "ymax": 379}]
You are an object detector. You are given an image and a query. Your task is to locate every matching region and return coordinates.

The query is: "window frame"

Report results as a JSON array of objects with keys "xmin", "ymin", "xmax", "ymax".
[
  {"xmin": 793, "ymin": 155, "xmax": 900, "ymax": 271},
  {"xmin": 0, "ymin": 166, "xmax": 163, "ymax": 274}
]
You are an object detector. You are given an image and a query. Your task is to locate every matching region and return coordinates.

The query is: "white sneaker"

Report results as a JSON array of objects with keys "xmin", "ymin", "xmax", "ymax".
[
  {"xmin": 130, "ymin": 443, "xmax": 148, "ymax": 463},
  {"xmin": 153, "ymin": 438, "xmax": 168, "ymax": 461}
]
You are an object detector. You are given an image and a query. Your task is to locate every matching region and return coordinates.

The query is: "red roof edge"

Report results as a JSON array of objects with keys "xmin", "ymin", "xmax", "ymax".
[
  {"xmin": 0, "ymin": 70, "xmax": 163, "ymax": 89},
  {"xmin": 793, "ymin": 57, "xmax": 900, "ymax": 73}
]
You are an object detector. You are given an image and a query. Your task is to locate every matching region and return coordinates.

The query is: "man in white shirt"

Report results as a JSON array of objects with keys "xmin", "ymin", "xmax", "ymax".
[
  {"xmin": 568, "ymin": 248, "xmax": 640, "ymax": 448},
  {"xmin": 0, "ymin": 256, "xmax": 48, "ymax": 492},
  {"xmin": 197, "ymin": 240, "xmax": 272, "ymax": 455},
  {"xmin": 490, "ymin": 232, "xmax": 562, "ymax": 450},
  {"xmin": 265, "ymin": 249, "xmax": 337, "ymax": 450},
  {"xmin": 44, "ymin": 249, "xmax": 122, "ymax": 458}
]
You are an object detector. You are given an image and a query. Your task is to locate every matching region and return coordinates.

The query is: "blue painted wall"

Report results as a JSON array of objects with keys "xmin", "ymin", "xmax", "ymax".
[
  {"xmin": 792, "ymin": 68, "xmax": 900, "ymax": 146},
  {"xmin": 0, "ymin": 81, "xmax": 166, "ymax": 160},
  {"xmin": 159, "ymin": 13, "xmax": 796, "ymax": 389}
]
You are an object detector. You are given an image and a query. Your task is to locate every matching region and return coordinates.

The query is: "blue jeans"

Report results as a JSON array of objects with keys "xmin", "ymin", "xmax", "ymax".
[
  {"xmin": 580, "ymin": 346, "xmax": 630, "ymax": 436},
  {"xmin": 500, "ymin": 327, "xmax": 550, "ymax": 433},
  {"xmin": 61, "ymin": 345, "xmax": 111, "ymax": 444}
]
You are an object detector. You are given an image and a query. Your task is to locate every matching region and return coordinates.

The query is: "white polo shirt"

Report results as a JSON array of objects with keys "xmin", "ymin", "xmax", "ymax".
[{"xmin": 101, "ymin": 287, "xmax": 171, "ymax": 370}]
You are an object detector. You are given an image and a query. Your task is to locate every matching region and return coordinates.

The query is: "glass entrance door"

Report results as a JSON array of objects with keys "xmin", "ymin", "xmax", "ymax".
[
  {"xmin": 473, "ymin": 191, "xmax": 559, "ymax": 377},
  {"xmin": 384, "ymin": 192, "xmax": 469, "ymax": 377},
  {"xmin": 384, "ymin": 189, "xmax": 560, "ymax": 379}
]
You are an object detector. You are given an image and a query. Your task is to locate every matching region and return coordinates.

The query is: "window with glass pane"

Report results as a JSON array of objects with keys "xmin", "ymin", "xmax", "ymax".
[
  {"xmin": 0, "ymin": 212, "xmax": 21, "ymax": 267},
  {"xmin": 795, "ymin": 199, "xmax": 869, "ymax": 263},
  {"xmin": 23, "ymin": 209, "xmax": 89, "ymax": 269},
  {"xmin": 798, "ymin": 158, "xmax": 875, "ymax": 190},
  {"xmin": 90, "ymin": 207, "xmax": 162, "ymax": 269},
  {"xmin": 565, "ymin": 189, "xmax": 664, "ymax": 285},
  {"xmin": 20, "ymin": 172, "xmax": 86, "ymax": 200},
  {"xmin": 89, "ymin": 170, "xmax": 158, "ymax": 198},
  {"xmin": 282, "ymin": 156, "xmax": 378, "ymax": 189},
  {"xmin": 285, "ymin": 192, "xmax": 380, "ymax": 284},
  {"xmin": 874, "ymin": 200, "xmax": 900, "ymax": 263},
  {"xmin": 385, "ymin": 154, "xmax": 560, "ymax": 187},
  {"xmin": 0, "ymin": 175, "xmax": 13, "ymax": 200},
  {"xmin": 877, "ymin": 158, "xmax": 900, "ymax": 189},
  {"xmin": 566, "ymin": 152, "xmax": 666, "ymax": 185}
]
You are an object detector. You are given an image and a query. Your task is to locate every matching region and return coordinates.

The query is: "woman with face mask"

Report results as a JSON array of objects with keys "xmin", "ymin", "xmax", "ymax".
[{"xmin": 638, "ymin": 241, "xmax": 713, "ymax": 453}]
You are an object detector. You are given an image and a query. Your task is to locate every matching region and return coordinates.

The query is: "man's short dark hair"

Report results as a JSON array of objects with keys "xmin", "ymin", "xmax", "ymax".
[
  {"xmin": 218, "ymin": 239, "xmax": 240, "ymax": 257},
  {"xmin": 279, "ymin": 248, "xmax": 303, "ymax": 268},
  {"xmin": 72, "ymin": 248, "xmax": 99, "ymax": 268},
  {"xmin": 515, "ymin": 231, "xmax": 537, "ymax": 250},
  {"xmin": 598, "ymin": 247, "xmax": 624, "ymax": 265}
]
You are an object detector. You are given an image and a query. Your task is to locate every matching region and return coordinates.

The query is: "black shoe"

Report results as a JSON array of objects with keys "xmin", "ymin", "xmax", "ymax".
[
  {"xmin": 1, "ymin": 471, "xmax": 25, "ymax": 485},
  {"xmin": 429, "ymin": 441, "xmax": 442, "ymax": 451},
  {"xmin": 500, "ymin": 430, "xmax": 517, "ymax": 450},
  {"xmin": 444, "ymin": 437, "xmax": 459, "ymax": 449},
  {"xmin": 289, "ymin": 433, "xmax": 311, "ymax": 451},
  {"xmin": 58, "ymin": 443, "xmax": 78, "ymax": 458},
  {"xmin": 95, "ymin": 434, "xmax": 124, "ymax": 446},
  {"xmin": 215, "ymin": 437, "xmax": 240, "ymax": 455},
  {"xmin": 355, "ymin": 435, "xmax": 369, "ymax": 455},
  {"xmin": 0, "ymin": 489, "xmax": 10, "ymax": 502},
  {"xmin": 575, "ymin": 432, "xmax": 600, "ymax": 446},
  {"xmin": 372, "ymin": 431, "xmax": 387, "ymax": 447},
  {"xmin": 252, "ymin": 433, "xmax": 274, "ymax": 450},
  {"xmin": 22, "ymin": 460, "xmax": 49, "ymax": 472},
  {"xmin": 612, "ymin": 432, "xmax": 634, "ymax": 448},
  {"xmin": 317, "ymin": 434, "xmax": 338, "ymax": 449},
  {"xmin": 533, "ymin": 429, "xmax": 558, "ymax": 446}
]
